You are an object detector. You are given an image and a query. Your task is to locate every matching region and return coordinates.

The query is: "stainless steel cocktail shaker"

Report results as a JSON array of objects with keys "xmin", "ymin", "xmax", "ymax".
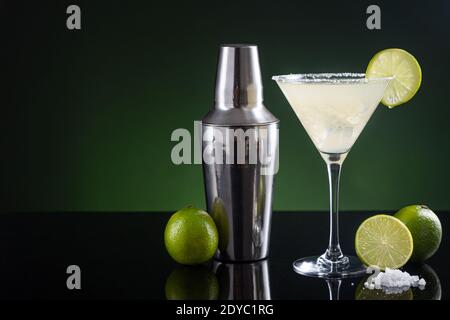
[{"xmin": 201, "ymin": 44, "xmax": 279, "ymax": 262}]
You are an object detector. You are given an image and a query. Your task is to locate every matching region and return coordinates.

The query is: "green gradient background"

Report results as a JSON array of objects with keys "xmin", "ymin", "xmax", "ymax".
[{"xmin": 3, "ymin": 0, "xmax": 450, "ymax": 212}]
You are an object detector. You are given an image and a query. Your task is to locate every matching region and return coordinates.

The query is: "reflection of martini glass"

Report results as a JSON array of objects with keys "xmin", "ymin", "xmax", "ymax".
[{"xmin": 273, "ymin": 73, "xmax": 392, "ymax": 278}]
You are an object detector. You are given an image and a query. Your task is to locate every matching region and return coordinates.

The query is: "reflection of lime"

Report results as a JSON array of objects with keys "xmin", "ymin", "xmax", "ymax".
[
  {"xmin": 164, "ymin": 206, "xmax": 218, "ymax": 265},
  {"xmin": 355, "ymin": 214, "xmax": 413, "ymax": 269},
  {"xmin": 406, "ymin": 264, "xmax": 442, "ymax": 300},
  {"xmin": 355, "ymin": 277, "xmax": 413, "ymax": 300},
  {"xmin": 165, "ymin": 266, "xmax": 219, "ymax": 300},
  {"xmin": 211, "ymin": 198, "xmax": 229, "ymax": 252},
  {"xmin": 395, "ymin": 205, "xmax": 442, "ymax": 262},
  {"xmin": 366, "ymin": 48, "xmax": 422, "ymax": 108}
]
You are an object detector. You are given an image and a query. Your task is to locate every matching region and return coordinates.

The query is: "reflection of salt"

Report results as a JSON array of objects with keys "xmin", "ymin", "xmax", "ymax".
[{"xmin": 364, "ymin": 266, "xmax": 426, "ymax": 294}]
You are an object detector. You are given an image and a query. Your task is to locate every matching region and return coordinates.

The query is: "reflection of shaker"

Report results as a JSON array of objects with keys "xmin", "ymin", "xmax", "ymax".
[
  {"xmin": 201, "ymin": 44, "xmax": 279, "ymax": 262},
  {"xmin": 213, "ymin": 260, "xmax": 271, "ymax": 300}
]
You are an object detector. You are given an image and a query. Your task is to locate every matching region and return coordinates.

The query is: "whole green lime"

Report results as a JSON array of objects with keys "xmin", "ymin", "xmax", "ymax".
[
  {"xmin": 395, "ymin": 205, "xmax": 442, "ymax": 262},
  {"xmin": 164, "ymin": 206, "xmax": 218, "ymax": 265},
  {"xmin": 165, "ymin": 266, "xmax": 219, "ymax": 300}
]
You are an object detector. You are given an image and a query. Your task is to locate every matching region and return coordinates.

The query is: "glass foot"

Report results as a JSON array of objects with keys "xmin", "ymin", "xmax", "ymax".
[{"xmin": 293, "ymin": 255, "xmax": 366, "ymax": 278}]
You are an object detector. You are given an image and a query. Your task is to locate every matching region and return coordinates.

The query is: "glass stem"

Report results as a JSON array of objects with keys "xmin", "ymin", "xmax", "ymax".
[
  {"xmin": 326, "ymin": 279, "xmax": 342, "ymax": 300},
  {"xmin": 325, "ymin": 160, "xmax": 344, "ymax": 262}
]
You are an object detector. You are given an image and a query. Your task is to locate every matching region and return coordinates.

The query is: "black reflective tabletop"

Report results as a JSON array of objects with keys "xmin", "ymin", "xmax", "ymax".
[{"xmin": 0, "ymin": 211, "xmax": 447, "ymax": 300}]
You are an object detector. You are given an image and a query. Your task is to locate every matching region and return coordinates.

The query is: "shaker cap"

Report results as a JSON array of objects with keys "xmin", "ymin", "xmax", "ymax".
[{"xmin": 202, "ymin": 44, "xmax": 278, "ymax": 126}]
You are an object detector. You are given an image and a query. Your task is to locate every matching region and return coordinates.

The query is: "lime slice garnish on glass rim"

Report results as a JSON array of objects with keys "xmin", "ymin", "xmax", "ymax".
[
  {"xmin": 366, "ymin": 48, "xmax": 422, "ymax": 108},
  {"xmin": 355, "ymin": 214, "xmax": 413, "ymax": 270}
]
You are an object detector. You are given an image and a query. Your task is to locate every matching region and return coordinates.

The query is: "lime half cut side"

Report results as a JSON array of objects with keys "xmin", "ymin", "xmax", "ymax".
[
  {"xmin": 366, "ymin": 48, "xmax": 422, "ymax": 108},
  {"xmin": 355, "ymin": 214, "xmax": 413, "ymax": 270}
]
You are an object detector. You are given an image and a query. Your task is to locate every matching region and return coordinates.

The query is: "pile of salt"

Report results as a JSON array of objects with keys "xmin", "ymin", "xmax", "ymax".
[{"xmin": 364, "ymin": 266, "xmax": 426, "ymax": 294}]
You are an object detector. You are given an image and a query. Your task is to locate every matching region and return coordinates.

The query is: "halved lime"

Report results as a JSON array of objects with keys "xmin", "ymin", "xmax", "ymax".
[
  {"xmin": 366, "ymin": 48, "xmax": 422, "ymax": 108},
  {"xmin": 355, "ymin": 214, "xmax": 413, "ymax": 269}
]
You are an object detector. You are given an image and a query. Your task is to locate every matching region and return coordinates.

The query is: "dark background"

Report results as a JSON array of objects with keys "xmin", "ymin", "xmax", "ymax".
[{"xmin": 2, "ymin": 0, "xmax": 450, "ymax": 212}]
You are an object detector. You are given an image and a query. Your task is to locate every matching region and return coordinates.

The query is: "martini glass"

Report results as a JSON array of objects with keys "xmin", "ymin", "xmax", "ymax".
[{"xmin": 272, "ymin": 73, "xmax": 393, "ymax": 278}]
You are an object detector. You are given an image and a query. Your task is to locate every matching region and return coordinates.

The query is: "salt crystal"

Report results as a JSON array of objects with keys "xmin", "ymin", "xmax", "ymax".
[{"xmin": 364, "ymin": 266, "xmax": 426, "ymax": 294}]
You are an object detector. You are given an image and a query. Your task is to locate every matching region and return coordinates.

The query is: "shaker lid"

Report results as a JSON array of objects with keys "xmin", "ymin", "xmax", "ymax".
[{"xmin": 202, "ymin": 44, "xmax": 278, "ymax": 126}]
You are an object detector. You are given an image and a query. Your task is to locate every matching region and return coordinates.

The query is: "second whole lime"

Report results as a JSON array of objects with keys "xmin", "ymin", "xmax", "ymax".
[{"xmin": 395, "ymin": 205, "xmax": 442, "ymax": 262}]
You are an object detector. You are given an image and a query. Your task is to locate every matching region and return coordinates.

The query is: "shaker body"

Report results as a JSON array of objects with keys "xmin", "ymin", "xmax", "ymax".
[{"xmin": 202, "ymin": 123, "xmax": 278, "ymax": 261}]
